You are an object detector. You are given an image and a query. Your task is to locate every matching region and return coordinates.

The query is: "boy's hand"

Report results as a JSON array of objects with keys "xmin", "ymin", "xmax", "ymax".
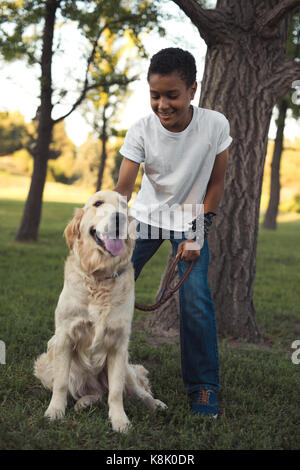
[{"xmin": 177, "ymin": 240, "xmax": 201, "ymax": 262}]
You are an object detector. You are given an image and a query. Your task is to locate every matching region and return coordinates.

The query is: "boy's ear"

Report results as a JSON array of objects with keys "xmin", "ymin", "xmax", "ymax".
[
  {"xmin": 190, "ymin": 80, "xmax": 197, "ymax": 99},
  {"xmin": 64, "ymin": 208, "xmax": 84, "ymax": 250}
]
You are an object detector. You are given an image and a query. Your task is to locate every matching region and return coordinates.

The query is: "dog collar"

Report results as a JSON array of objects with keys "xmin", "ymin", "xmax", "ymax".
[{"xmin": 92, "ymin": 267, "xmax": 127, "ymax": 281}]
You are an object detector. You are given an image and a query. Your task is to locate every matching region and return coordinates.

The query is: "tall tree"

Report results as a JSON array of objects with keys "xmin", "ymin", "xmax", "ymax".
[
  {"xmin": 148, "ymin": 0, "xmax": 300, "ymax": 341},
  {"xmin": 263, "ymin": 14, "xmax": 300, "ymax": 229},
  {"xmin": 0, "ymin": 0, "xmax": 161, "ymax": 241},
  {"xmin": 83, "ymin": 28, "xmax": 136, "ymax": 191}
]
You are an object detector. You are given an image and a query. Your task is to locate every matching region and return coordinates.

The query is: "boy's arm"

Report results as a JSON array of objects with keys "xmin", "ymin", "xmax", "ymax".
[
  {"xmin": 179, "ymin": 148, "xmax": 229, "ymax": 261},
  {"xmin": 113, "ymin": 157, "xmax": 140, "ymax": 202},
  {"xmin": 203, "ymin": 148, "xmax": 228, "ymax": 213}
]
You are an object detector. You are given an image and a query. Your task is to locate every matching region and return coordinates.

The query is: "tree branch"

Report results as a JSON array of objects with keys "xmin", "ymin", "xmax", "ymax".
[
  {"xmin": 171, "ymin": 0, "xmax": 233, "ymax": 46},
  {"xmin": 256, "ymin": 0, "xmax": 300, "ymax": 38},
  {"xmin": 52, "ymin": 14, "xmax": 140, "ymax": 124},
  {"xmin": 265, "ymin": 57, "xmax": 300, "ymax": 99},
  {"xmin": 51, "ymin": 19, "xmax": 113, "ymax": 124},
  {"xmin": 53, "ymin": 76, "xmax": 137, "ymax": 124}
]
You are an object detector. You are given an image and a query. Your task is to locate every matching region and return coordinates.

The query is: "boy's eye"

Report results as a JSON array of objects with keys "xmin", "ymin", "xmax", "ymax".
[{"xmin": 151, "ymin": 94, "xmax": 178, "ymax": 100}]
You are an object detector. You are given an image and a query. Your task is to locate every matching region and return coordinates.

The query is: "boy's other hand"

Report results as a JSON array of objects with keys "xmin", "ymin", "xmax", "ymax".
[{"xmin": 177, "ymin": 240, "xmax": 201, "ymax": 262}]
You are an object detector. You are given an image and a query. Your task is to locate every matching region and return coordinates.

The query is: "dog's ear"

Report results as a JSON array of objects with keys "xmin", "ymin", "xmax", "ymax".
[{"xmin": 64, "ymin": 208, "xmax": 84, "ymax": 250}]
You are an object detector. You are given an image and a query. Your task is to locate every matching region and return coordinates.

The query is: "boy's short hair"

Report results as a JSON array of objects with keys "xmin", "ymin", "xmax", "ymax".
[{"xmin": 147, "ymin": 48, "xmax": 197, "ymax": 88}]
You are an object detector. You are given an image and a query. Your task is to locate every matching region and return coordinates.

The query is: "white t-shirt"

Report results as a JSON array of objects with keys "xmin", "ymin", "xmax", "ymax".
[{"xmin": 120, "ymin": 105, "xmax": 232, "ymax": 231}]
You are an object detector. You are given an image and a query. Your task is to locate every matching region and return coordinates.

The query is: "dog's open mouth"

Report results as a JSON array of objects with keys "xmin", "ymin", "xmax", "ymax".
[{"xmin": 90, "ymin": 228, "xmax": 125, "ymax": 257}]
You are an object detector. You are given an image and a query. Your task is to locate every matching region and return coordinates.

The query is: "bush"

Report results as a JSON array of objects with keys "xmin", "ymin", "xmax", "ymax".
[
  {"xmin": 12, "ymin": 149, "xmax": 33, "ymax": 174},
  {"xmin": 279, "ymin": 194, "xmax": 300, "ymax": 213}
]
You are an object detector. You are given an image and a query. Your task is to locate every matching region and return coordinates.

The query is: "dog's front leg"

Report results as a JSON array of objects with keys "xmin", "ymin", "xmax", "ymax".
[
  {"xmin": 107, "ymin": 348, "xmax": 130, "ymax": 433},
  {"xmin": 44, "ymin": 332, "xmax": 72, "ymax": 420}
]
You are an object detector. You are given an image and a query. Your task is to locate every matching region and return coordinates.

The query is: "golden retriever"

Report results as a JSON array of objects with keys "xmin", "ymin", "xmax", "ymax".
[{"xmin": 34, "ymin": 190, "xmax": 166, "ymax": 433}]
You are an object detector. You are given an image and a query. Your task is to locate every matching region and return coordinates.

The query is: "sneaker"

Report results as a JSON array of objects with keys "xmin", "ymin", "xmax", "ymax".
[{"xmin": 190, "ymin": 389, "xmax": 218, "ymax": 418}]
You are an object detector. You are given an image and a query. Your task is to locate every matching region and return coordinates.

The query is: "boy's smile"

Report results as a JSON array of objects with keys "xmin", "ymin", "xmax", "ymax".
[{"xmin": 149, "ymin": 72, "xmax": 197, "ymax": 132}]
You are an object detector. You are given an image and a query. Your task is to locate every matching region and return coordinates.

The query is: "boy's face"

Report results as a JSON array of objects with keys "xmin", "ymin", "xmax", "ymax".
[{"xmin": 149, "ymin": 72, "xmax": 197, "ymax": 132}]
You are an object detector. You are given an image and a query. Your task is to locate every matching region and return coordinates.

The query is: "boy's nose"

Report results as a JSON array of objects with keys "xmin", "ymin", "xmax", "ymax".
[{"xmin": 158, "ymin": 96, "xmax": 169, "ymax": 109}]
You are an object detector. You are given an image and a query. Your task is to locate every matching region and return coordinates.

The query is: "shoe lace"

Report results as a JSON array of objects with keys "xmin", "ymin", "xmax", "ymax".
[{"xmin": 197, "ymin": 389, "xmax": 213, "ymax": 405}]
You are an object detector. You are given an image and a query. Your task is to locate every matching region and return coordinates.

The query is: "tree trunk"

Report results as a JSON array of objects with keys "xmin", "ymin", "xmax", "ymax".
[
  {"xmin": 262, "ymin": 98, "xmax": 288, "ymax": 230},
  {"xmin": 200, "ymin": 0, "xmax": 289, "ymax": 341},
  {"xmin": 15, "ymin": 0, "xmax": 58, "ymax": 241},
  {"xmin": 14, "ymin": 126, "xmax": 53, "ymax": 241},
  {"xmin": 96, "ymin": 106, "xmax": 108, "ymax": 192},
  {"xmin": 147, "ymin": 0, "xmax": 299, "ymax": 341}
]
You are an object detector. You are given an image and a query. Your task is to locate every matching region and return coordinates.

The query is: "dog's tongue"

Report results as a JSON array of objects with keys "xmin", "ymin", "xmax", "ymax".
[{"xmin": 103, "ymin": 237, "xmax": 125, "ymax": 256}]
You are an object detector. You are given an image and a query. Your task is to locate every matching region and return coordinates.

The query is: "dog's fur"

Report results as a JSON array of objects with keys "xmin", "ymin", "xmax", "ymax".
[{"xmin": 34, "ymin": 190, "xmax": 166, "ymax": 433}]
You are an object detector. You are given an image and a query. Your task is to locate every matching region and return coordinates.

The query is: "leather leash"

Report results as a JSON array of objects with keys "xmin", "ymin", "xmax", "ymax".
[{"xmin": 134, "ymin": 252, "xmax": 195, "ymax": 312}]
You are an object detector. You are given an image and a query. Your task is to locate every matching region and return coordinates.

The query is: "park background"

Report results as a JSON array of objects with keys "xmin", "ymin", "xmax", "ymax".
[{"xmin": 0, "ymin": 0, "xmax": 299, "ymax": 450}]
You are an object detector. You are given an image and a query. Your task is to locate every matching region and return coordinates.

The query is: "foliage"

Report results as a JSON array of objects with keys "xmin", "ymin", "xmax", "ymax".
[
  {"xmin": 73, "ymin": 134, "xmax": 101, "ymax": 188},
  {"xmin": 0, "ymin": 111, "xmax": 30, "ymax": 156},
  {"xmin": 279, "ymin": 194, "xmax": 300, "ymax": 213},
  {"xmin": 0, "ymin": 111, "xmax": 76, "ymax": 183},
  {"xmin": 82, "ymin": 27, "xmax": 139, "ymax": 190},
  {"xmin": 47, "ymin": 121, "xmax": 76, "ymax": 183},
  {"xmin": 12, "ymin": 148, "xmax": 33, "ymax": 174},
  {"xmin": 260, "ymin": 138, "xmax": 300, "ymax": 212}
]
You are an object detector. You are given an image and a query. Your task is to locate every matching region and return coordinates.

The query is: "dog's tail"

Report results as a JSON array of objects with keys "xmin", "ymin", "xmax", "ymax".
[
  {"xmin": 33, "ymin": 352, "xmax": 54, "ymax": 391},
  {"xmin": 125, "ymin": 363, "xmax": 152, "ymax": 397},
  {"xmin": 33, "ymin": 335, "xmax": 55, "ymax": 390}
]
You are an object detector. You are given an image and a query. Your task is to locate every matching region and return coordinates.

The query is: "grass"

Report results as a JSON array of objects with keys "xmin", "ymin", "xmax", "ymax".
[
  {"xmin": 0, "ymin": 171, "xmax": 93, "ymax": 203},
  {"xmin": 0, "ymin": 199, "xmax": 299, "ymax": 450}
]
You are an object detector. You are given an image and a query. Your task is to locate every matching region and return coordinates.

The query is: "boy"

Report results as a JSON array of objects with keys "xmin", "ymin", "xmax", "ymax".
[{"xmin": 114, "ymin": 48, "xmax": 232, "ymax": 418}]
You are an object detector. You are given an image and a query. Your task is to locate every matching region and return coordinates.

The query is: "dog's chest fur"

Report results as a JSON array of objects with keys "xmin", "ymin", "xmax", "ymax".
[{"xmin": 57, "ymin": 259, "xmax": 134, "ymax": 370}]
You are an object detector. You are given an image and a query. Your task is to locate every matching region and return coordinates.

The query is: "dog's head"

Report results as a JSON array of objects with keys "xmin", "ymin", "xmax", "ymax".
[{"xmin": 64, "ymin": 191, "xmax": 136, "ymax": 274}]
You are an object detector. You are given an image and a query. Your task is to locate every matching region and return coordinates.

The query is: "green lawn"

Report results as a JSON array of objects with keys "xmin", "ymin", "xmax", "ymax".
[{"xmin": 0, "ymin": 199, "xmax": 299, "ymax": 450}]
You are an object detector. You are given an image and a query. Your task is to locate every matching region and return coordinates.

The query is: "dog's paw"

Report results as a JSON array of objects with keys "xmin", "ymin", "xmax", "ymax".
[
  {"xmin": 110, "ymin": 414, "xmax": 131, "ymax": 434},
  {"xmin": 153, "ymin": 399, "xmax": 168, "ymax": 410},
  {"xmin": 74, "ymin": 395, "xmax": 98, "ymax": 411},
  {"xmin": 44, "ymin": 405, "xmax": 65, "ymax": 421}
]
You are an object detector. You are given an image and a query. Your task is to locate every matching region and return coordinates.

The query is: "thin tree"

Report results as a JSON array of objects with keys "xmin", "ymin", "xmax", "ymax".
[
  {"xmin": 263, "ymin": 14, "xmax": 300, "ymax": 229},
  {"xmin": 83, "ymin": 29, "xmax": 136, "ymax": 192},
  {"xmin": 147, "ymin": 0, "xmax": 300, "ymax": 341}
]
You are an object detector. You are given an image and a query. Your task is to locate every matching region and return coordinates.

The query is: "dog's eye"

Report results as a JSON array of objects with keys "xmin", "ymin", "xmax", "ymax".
[{"xmin": 94, "ymin": 201, "xmax": 103, "ymax": 207}]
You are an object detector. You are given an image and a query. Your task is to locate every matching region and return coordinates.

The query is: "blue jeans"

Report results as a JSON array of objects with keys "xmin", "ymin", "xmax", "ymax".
[{"xmin": 132, "ymin": 227, "xmax": 220, "ymax": 394}]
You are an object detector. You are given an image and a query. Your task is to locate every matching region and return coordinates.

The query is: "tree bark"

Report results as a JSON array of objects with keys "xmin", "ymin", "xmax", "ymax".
[
  {"xmin": 262, "ymin": 98, "xmax": 288, "ymax": 230},
  {"xmin": 15, "ymin": 0, "xmax": 58, "ymax": 241},
  {"xmin": 147, "ymin": 0, "xmax": 300, "ymax": 341}
]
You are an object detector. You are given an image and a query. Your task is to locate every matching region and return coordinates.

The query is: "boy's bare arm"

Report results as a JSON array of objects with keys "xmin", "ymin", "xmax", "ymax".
[
  {"xmin": 179, "ymin": 149, "xmax": 229, "ymax": 262},
  {"xmin": 203, "ymin": 149, "xmax": 229, "ymax": 213},
  {"xmin": 113, "ymin": 157, "xmax": 140, "ymax": 202}
]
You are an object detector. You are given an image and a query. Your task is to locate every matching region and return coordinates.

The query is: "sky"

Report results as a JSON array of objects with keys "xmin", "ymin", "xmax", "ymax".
[{"xmin": 0, "ymin": 0, "xmax": 299, "ymax": 147}]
